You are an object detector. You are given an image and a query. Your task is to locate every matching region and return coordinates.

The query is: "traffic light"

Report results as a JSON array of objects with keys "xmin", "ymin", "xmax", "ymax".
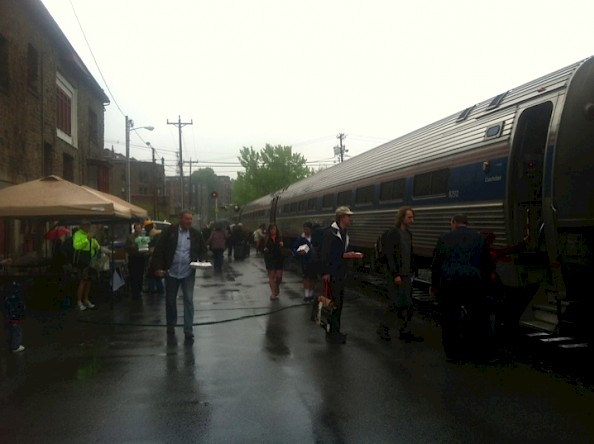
[{"xmin": 211, "ymin": 191, "xmax": 218, "ymax": 198}]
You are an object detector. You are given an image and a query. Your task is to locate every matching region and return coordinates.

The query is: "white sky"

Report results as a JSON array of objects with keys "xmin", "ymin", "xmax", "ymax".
[{"xmin": 40, "ymin": 0, "xmax": 594, "ymax": 179}]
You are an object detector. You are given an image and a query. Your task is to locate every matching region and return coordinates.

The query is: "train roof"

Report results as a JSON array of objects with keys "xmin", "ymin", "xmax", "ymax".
[{"xmin": 261, "ymin": 56, "xmax": 591, "ymax": 201}]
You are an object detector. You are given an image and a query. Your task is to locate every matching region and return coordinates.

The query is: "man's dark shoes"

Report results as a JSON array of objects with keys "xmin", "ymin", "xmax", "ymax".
[
  {"xmin": 326, "ymin": 332, "xmax": 347, "ymax": 344},
  {"xmin": 184, "ymin": 333, "xmax": 194, "ymax": 343},
  {"xmin": 166, "ymin": 325, "xmax": 175, "ymax": 335},
  {"xmin": 376, "ymin": 325, "xmax": 391, "ymax": 341}
]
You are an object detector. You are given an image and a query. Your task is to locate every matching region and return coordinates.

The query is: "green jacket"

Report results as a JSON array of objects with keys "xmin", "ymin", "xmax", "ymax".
[{"xmin": 73, "ymin": 228, "xmax": 100, "ymax": 256}]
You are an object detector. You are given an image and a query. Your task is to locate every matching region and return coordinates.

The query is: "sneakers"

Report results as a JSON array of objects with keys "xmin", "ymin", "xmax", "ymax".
[
  {"xmin": 84, "ymin": 301, "xmax": 95, "ymax": 309},
  {"xmin": 11, "ymin": 345, "xmax": 25, "ymax": 353},
  {"xmin": 77, "ymin": 303, "xmax": 87, "ymax": 311}
]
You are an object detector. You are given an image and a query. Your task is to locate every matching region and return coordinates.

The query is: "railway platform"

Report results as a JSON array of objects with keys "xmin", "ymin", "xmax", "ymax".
[{"xmin": 1, "ymin": 253, "xmax": 593, "ymax": 443}]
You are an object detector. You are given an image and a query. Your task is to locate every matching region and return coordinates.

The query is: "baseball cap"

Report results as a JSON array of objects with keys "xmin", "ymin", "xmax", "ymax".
[{"xmin": 335, "ymin": 206, "xmax": 354, "ymax": 217}]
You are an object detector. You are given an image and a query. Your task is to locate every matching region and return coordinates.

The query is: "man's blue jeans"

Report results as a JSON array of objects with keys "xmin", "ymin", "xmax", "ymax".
[{"xmin": 165, "ymin": 271, "xmax": 196, "ymax": 335}]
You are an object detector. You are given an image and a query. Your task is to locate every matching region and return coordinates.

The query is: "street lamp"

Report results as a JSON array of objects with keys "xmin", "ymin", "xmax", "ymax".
[{"xmin": 125, "ymin": 115, "xmax": 154, "ymax": 202}]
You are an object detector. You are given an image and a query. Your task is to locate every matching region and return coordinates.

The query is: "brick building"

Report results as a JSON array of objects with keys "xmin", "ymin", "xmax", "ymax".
[
  {"xmin": 103, "ymin": 149, "xmax": 167, "ymax": 221},
  {"xmin": 0, "ymin": 0, "xmax": 110, "ymax": 256},
  {"xmin": 0, "ymin": 0, "xmax": 110, "ymax": 187}
]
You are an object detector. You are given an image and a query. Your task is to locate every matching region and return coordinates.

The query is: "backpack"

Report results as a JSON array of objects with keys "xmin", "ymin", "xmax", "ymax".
[{"xmin": 374, "ymin": 228, "xmax": 396, "ymax": 264}]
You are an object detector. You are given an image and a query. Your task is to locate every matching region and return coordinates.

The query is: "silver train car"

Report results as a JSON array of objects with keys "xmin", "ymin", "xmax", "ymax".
[{"xmin": 240, "ymin": 56, "xmax": 594, "ymax": 337}]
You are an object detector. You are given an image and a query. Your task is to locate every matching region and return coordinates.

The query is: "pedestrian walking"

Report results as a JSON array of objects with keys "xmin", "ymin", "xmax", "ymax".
[
  {"xmin": 253, "ymin": 224, "xmax": 266, "ymax": 255},
  {"xmin": 145, "ymin": 221, "xmax": 164, "ymax": 294},
  {"xmin": 152, "ymin": 210, "xmax": 208, "ymax": 342},
  {"xmin": 126, "ymin": 222, "xmax": 150, "ymax": 300},
  {"xmin": 263, "ymin": 223, "xmax": 285, "ymax": 301},
  {"xmin": 430, "ymin": 214, "xmax": 491, "ymax": 363},
  {"xmin": 292, "ymin": 222, "xmax": 317, "ymax": 302},
  {"xmin": 207, "ymin": 225, "xmax": 228, "ymax": 273},
  {"xmin": 376, "ymin": 206, "xmax": 423, "ymax": 342}
]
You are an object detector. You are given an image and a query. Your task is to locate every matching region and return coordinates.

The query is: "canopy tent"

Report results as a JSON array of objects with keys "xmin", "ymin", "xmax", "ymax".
[
  {"xmin": 81, "ymin": 186, "xmax": 148, "ymax": 219},
  {"xmin": 0, "ymin": 175, "xmax": 147, "ymax": 308},
  {"xmin": 0, "ymin": 175, "xmax": 147, "ymax": 221}
]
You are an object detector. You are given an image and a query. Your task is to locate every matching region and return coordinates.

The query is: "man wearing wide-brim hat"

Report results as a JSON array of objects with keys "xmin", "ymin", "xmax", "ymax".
[{"xmin": 318, "ymin": 206, "xmax": 355, "ymax": 344}]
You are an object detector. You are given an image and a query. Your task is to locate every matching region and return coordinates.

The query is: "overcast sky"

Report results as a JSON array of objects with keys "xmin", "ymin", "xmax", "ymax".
[{"xmin": 40, "ymin": 0, "xmax": 594, "ymax": 179}]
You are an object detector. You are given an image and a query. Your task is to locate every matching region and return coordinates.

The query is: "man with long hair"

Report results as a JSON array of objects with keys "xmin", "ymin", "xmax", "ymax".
[{"xmin": 377, "ymin": 206, "xmax": 423, "ymax": 342}]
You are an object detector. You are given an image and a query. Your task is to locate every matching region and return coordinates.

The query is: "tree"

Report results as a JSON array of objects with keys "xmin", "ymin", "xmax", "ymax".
[{"xmin": 233, "ymin": 144, "xmax": 313, "ymax": 204}]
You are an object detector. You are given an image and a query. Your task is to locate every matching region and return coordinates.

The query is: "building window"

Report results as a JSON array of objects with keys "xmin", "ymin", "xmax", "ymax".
[
  {"xmin": 0, "ymin": 34, "xmax": 8, "ymax": 91},
  {"xmin": 27, "ymin": 44, "xmax": 39, "ymax": 93},
  {"xmin": 139, "ymin": 168, "xmax": 149, "ymax": 182},
  {"xmin": 56, "ymin": 73, "xmax": 77, "ymax": 145},
  {"xmin": 63, "ymin": 153, "xmax": 74, "ymax": 181}
]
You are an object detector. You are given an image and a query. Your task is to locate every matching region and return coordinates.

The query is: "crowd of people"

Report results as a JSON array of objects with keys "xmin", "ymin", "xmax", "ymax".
[{"xmin": 2, "ymin": 207, "xmax": 518, "ymax": 360}]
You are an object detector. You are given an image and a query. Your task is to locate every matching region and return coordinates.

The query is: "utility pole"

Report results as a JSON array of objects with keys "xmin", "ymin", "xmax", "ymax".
[
  {"xmin": 333, "ymin": 133, "xmax": 347, "ymax": 163},
  {"xmin": 184, "ymin": 160, "xmax": 200, "ymax": 213},
  {"xmin": 336, "ymin": 133, "xmax": 347, "ymax": 163},
  {"xmin": 167, "ymin": 115, "xmax": 193, "ymax": 209},
  {"xmin": 146, "ymin": 142, "xmax": 158, "ymax": 219}
]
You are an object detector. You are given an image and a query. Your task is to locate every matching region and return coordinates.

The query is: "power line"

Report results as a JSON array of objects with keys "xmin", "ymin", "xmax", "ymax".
[{"xmin": 67, "ymin": 0, "xmax": 124, "ymax": 117}]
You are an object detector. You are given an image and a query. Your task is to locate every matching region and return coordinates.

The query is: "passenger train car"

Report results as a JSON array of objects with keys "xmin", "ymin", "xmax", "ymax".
[{"xmin": 240, "ymin": 56, "xmax": 594, "ymax": 337}]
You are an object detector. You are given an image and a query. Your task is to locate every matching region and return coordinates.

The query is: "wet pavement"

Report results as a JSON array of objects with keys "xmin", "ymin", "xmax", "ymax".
[{"xmin": 1, "ymin": 255, "xmax": 594, "ymax": 443}]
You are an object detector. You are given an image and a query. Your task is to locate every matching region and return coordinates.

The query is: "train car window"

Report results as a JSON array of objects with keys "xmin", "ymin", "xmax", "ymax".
[
  {"xmin": 322, "ymin": 193, "xmax": 335, "ymax": 209},
  {"xmin": 307, "ymin": 198, "xmax": 317, "ymax": 211},
  {"xmin": 486, "ymin": 92, "xmax": 508, "ymax": 110},
  {"xmin": 355, "ymin": 185, "xmax": 374, "ymax": 205},
  {"xmin": 283, "ymin": 204, "xmax": 290, "ymax": 214},
  {"xmin": 379, "ymin": 179, "xmax": 405, "ymax": 201},
  {"xmin": 290, "ymin": 202, "xmax": 298, "ymax": 213},
  {"xmin": 337, "ymin": 190, "xmax": 351, "ymax": 206},
  {"xmin": 298, "ymin": 200, "xmax": 306, "ymax": 212},
  {"xmin": 413, "ymin": 169, "xmax": 449, "ymax": 197},
  {"xmin": 484, "ymin": 122, "xmax": 503, "ymax": 140},
  {"xmin": 456, "ymin": 105, "xmax": 475, "ymax": 122}
]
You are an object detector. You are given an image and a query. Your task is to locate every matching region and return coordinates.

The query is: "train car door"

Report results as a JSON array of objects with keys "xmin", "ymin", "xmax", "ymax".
[{"xmin": 508, "ymin": 102, "xmax": 553, "ymax": 247}]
